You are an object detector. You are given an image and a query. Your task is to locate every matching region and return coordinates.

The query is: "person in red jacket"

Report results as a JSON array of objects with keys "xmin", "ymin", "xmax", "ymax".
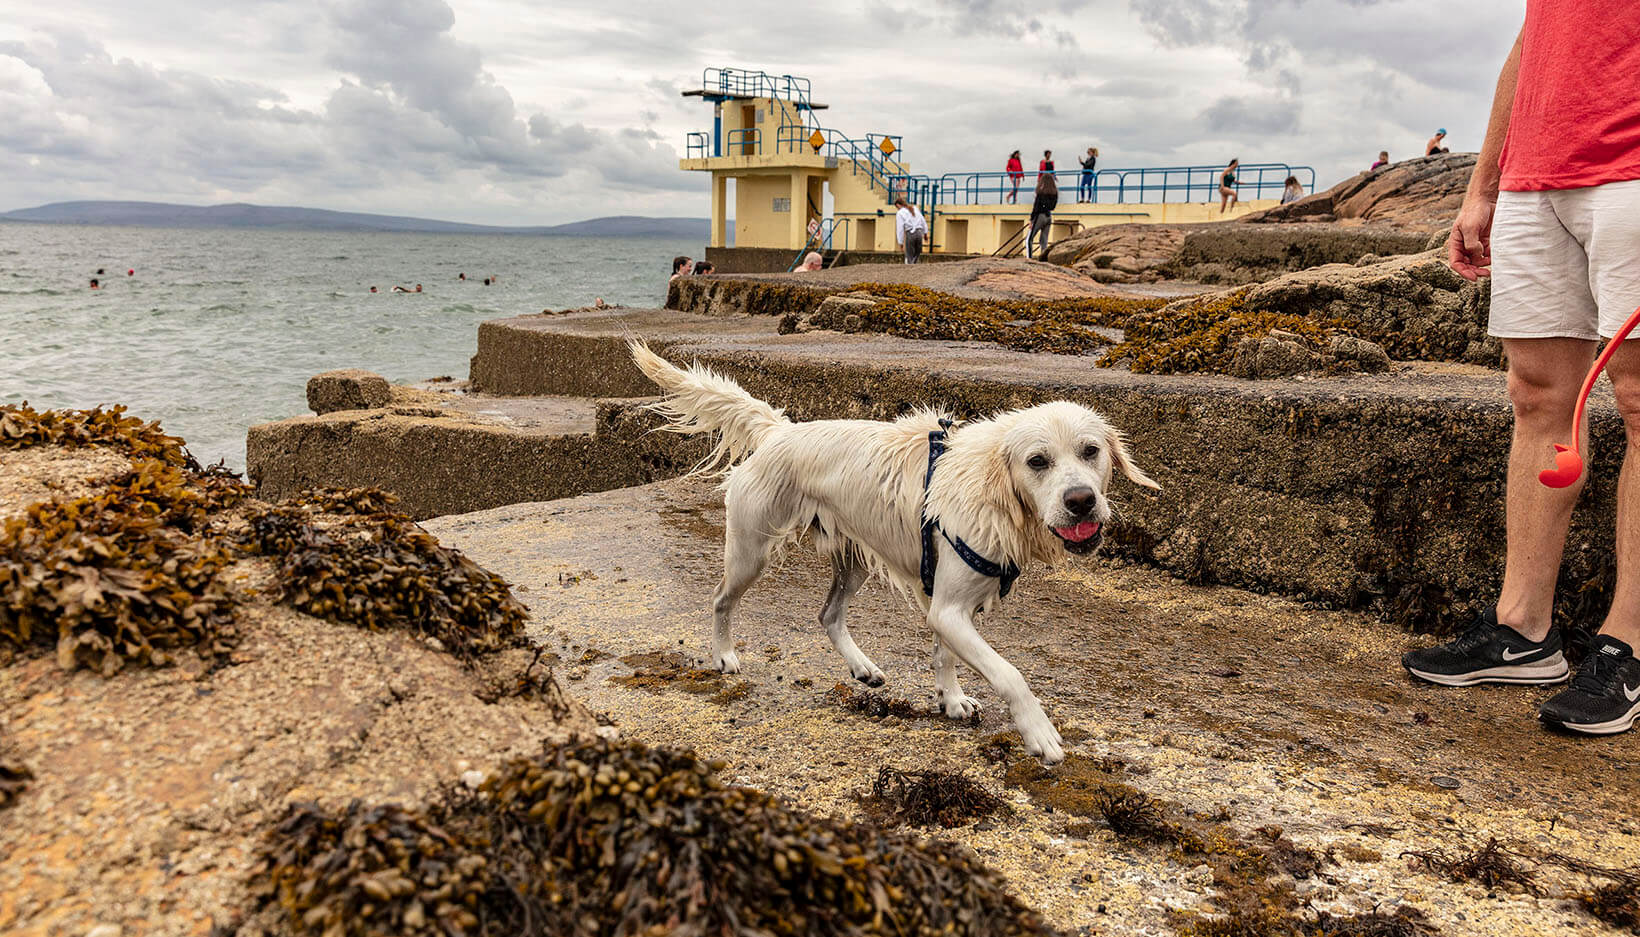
[
  {"xmin": 1406, "ymin": 1, "xmax": 1640, "ymax": 736},
  {"xmin": 1005, "ymin": 150, "xmax": 1023, "ymax": 203}
]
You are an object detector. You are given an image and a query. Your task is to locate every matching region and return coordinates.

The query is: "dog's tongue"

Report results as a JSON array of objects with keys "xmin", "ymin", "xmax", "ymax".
[{"xmin": 1054, "ymin": 521, "xmax": 1102, "ymax": 543}]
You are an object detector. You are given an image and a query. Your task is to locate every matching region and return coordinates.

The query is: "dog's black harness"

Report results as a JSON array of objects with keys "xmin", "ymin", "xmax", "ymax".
[{"xmin": 920, "ymin": 419, "xmax": 1021, "ymax": 599}]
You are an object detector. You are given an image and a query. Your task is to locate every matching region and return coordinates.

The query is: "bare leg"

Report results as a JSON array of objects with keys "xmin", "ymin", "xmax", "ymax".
[
  {"xmin": 818, "ymin": 552, "xmax": 884, "ymax": 685},
  {"xmin": 1596, "ymin": 343, "xmax": 1640, "ymax": 646},
  {"xmin": 932, "ymin": 635, "xmax": 980, "ymax": 718},
  {"xmin": 929, "ymin": 602, "xmax": 1063, "ymax": 763},
  {"xmin": 1496, "ymin": 337, "xmax": 1596, "ymax": 640}
]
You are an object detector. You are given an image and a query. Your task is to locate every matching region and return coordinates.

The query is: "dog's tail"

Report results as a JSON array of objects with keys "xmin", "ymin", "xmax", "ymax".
[{"xmin": 629, "ymin": 340, "xmax": 789, "ymax": 471}]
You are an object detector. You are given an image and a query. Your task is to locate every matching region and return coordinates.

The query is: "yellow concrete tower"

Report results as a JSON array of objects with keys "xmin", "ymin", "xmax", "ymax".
[{"xmin": 680, "ymin": 67, "xmax": 1311, "ymax": 271}]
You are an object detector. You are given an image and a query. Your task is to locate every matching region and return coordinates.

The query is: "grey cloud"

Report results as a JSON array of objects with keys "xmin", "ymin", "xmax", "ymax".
[
  {"xmin": 1033, "ymin": 104, "xmax": 1058, "ymax": 117},
  {"xmin": 1199, "ymin": 92, "xmax": 1300, "ymax": 136},
  {"xmin": 1078, "ymin": 78, "xmax": 1178, "ymax": 99}
]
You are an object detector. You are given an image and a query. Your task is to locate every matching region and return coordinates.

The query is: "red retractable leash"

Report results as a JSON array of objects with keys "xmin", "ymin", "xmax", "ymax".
[{"xmin": 1539, "ymin": 304, "xmax": 1640, "ymax": 488}]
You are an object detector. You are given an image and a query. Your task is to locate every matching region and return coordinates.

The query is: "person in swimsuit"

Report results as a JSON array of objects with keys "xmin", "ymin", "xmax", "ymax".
[{"xmin": 1219, "ymin": 158, "xmax": 1240, "ymax": 213}]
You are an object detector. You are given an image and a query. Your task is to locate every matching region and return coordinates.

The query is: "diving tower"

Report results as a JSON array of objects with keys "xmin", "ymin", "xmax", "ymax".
[{"xmin": 680, "ymin": 67, "xmax": 1315, "ymax": 272}]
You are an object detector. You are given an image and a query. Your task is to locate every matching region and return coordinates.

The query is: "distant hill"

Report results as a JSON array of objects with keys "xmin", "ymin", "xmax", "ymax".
[{"xmin": 0, "ymin": 201, "xmax": 712, "ymax": 238}]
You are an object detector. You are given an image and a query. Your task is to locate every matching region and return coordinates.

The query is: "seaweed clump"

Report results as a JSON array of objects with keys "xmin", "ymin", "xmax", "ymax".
[
  {"xmin": 1101, "ymin": 289, "xmax": 1350, "ymax": 375},
  {"xmin": 845, "ymin": 283, "xmax": 1162, "ymax": 355},
  {"xmin": 1401, "ymin": 837, "xmax": 1540, "ymax": 894},
  {"xmin": 823, "ymin": 681, "xmax": 968, "ymax": 723},
  {"xmin": 1, "ymin": 459, "xmax": 249, "ymax": 674},
  {"xmin": 863, "ymin": 765, "xmax": 1008, "ymax": 828},
  {"xmin": 813, "ymin": 284, "xmax": 1381, "ymax": 377},
  {"xmin": 1, "ymin": 402, "xmax": 200, "ymax": 466},
  {"xmin": 608, "ymin": 649, "xmax": 751, "ymax": 704},
  {"xmin": 255, "ymin": 735, "xmax": 1064, "ymax": 937},
  {"xmin": 240, "ymin": 499, "xmax": 527, "ymax": 658},
  {"xmin": 1578, "ymin": 876, "xmax": 1640, "ymax": 932}
]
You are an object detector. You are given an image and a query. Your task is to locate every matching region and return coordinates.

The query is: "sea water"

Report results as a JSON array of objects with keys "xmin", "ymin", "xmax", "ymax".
[{"xmin": 0, "ymin": 223, "xmax": 702, "ymax": 469}]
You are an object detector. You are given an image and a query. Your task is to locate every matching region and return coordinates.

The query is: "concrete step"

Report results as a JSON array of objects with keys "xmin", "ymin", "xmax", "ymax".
[
  {"xmin": 466, "ymin": 306, "xmax": 1625, "ymax": 635},
  {"xmin": 247, "ymin": 391, "xmax": 706, "ymax": 520},
  {"xmin": 422, "ymin": 475, "xmax": 1640, "ymax": 937}
]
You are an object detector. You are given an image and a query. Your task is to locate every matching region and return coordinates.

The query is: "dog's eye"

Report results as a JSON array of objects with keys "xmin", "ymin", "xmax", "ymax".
[
  {"xmin": 1026, "ymin": 454, "xmax": 1051, "ymax": 471},
  {"xmin": 1082, "ymin": 445, "xmax": 1101, "ymax": 462}
]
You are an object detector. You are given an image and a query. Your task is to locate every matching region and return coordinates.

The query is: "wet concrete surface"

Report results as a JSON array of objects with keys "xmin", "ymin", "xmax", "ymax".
[
  {"xmin": 437, "ymin": 392, "xmax": 597, "ymax": 435},
  {"xmin": 426, "ymin": 476, "xmax": 1640, "ymax": 937}
]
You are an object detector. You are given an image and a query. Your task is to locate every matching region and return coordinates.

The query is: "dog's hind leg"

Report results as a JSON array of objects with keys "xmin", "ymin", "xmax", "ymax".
[
  {"xmin": 932, "ymin": 636, "xmax": 981, "ymax": 719},
  {"xmin": 712, "ymin": 505, "xmax": 783, "ymax": 674},
  {"xmin": 819, "ymin": 550, "xmax": 885, "ymax": 687}
]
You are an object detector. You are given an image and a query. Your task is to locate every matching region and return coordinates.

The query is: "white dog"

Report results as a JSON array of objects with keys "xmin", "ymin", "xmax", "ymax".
[{"xmin": 630, "ymin": 342, "xmax": 1159, "ymax": 763}]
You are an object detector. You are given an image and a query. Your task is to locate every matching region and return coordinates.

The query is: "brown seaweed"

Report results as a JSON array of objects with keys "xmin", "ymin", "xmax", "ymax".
[
  {"xmin": 255, "ymin": 735, "xmax": 1065, "ymax": 937},
  {"xmin": 863, "ymin": 765, "xmax": 1008, "ymax": 828}
]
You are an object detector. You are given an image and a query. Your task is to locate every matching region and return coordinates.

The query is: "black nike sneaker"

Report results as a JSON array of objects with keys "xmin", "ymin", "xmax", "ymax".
[
  {"xmin": 1539, "ymin": 635, "xmax": 1640, "ymax": 735},
  {"xmin": 1402, "ymin": 606, "xmax": 1569, "ymax": 687}
]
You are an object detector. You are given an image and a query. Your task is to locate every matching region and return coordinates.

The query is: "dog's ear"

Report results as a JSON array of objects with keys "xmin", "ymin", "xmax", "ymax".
[
  {"xmin": 1105, "ymin": 427, "xmax": 1161, "ymax": 490},
  {"xmin": 983, "ymin": 443, "xmax": 1034, "ymax": 526}
]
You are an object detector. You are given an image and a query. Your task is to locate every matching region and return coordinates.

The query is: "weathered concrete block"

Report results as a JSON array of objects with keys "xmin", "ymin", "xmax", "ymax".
[
  {"xmin": 247, "ymin": 398, "xmax": 707, "ymax": 520},
  {"xmin": 306, "ymin": 369, "xmax": 391, "ymax": 414}
]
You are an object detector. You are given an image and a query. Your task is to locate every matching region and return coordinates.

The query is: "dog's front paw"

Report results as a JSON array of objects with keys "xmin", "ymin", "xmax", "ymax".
[
  {"xmin": 715, "ymin": 650, "xmax": 742, "ymax": 674},
  {"xmin": 851, "ymin": 664, "xmax": 886, "ymax": 687},
  {"xmin": 1017, "ymin": 718, "xmax": 1064, "ymax": 766},
  {"xmin": 938, "ymin": 692, "xmax": 981, "ymax": 720}
]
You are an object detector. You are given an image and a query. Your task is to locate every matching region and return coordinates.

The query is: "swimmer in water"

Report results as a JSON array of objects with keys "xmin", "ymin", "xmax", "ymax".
[
  {"xmin": 415, "ymin": 284, "xmax": 422, "ymax": 292},
  {"xmin": 90, "ymin": 278, "xmax": 100, "ymax": 289},
  {"xmin": 96, "ymin": 268, "xmax": 105, "ymax": 275},
  {"xmin": 483, "ymin": 278, "xmax": 491, "ymax": 286},
  {"xmin": 392, "ymin": 285, "xmax": 410, "ymax": 292},
  {"xmin": 370, "ymin": 286, "xmax": 379, "ymax": 293},
  {"xmin": 459, "ymin": 272, "xmax": 466, "ymax": 281}
]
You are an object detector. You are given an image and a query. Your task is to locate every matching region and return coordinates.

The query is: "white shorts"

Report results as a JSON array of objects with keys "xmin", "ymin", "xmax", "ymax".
[{"xmin": 1489, "ymin": 178, "xmax": 1640, "ymax": 340}]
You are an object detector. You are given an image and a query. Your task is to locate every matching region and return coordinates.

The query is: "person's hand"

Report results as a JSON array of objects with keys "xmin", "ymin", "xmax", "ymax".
[{"xmin": 1449, "ymin": 197, "xmax": 1496, "ymax": 281}]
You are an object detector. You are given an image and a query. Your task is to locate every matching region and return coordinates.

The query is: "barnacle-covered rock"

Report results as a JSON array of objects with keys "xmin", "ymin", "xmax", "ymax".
[{"xmin": 305, "ymin": 369, "xmax": 393, "ymax": 415}]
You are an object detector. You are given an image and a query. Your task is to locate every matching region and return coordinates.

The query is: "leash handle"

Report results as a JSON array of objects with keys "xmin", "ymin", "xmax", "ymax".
[{"xmin": 1539, "ymin": 304, "xmax": 1640, "ymax": 488}]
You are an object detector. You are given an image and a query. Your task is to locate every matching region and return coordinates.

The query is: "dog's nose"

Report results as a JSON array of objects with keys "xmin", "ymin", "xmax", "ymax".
[{"xmin": 1062, "ymin": 487, "xmax": 1097, "ymax": 517}]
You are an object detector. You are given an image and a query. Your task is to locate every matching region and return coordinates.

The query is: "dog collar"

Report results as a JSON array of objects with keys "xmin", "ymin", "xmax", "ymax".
[{"xmin": 920, "ymin": 419, "xmax": 1021, "ymax": 598}]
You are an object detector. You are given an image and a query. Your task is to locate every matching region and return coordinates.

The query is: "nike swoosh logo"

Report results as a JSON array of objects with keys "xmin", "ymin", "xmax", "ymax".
[
  {"xmin": 1625, "ymin": 684, "xmax": 1640, "ymax": 702},
  {"xmin": 1500, "ymin": 648, "xmax": 1538, "ymax": 662}
]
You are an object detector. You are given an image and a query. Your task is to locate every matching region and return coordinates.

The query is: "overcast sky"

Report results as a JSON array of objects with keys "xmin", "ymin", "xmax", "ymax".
[{"xmin": 0, "ymin": 0, "xmax": 1524, "ymax": 226}]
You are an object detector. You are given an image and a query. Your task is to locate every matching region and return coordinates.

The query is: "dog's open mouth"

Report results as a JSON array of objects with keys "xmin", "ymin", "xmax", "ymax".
[{"xmin": 1052, "ymin": 521, "xmax": 1102, "ymax": 554}]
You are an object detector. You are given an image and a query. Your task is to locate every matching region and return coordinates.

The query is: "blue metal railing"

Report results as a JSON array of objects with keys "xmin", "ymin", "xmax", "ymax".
[
  {"xmin": 725, "ymin": 128, "xmax": 760, "ymax": 156},
  {"xmin": 685, "ymin": 132, "xmax": 710, "ymax": 159},
  {"xmin": 702, "ymin": 67, "xmax": 812, "ymax": 103},
  {"xmin": 918, "ymin": 164, "xmax": 1314, "ymax": 206}
]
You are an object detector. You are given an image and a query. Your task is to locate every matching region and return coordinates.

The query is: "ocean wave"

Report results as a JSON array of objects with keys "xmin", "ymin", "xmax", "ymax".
[
  {"xmin": 201, "ymin": 304, "xmax": 243, "ymax": 313},
  {"xmin": 0, "ymin": 288, "xmax": 63, "ymax": 295},
  {"xmin": 440, "ymin": 303, "xmax": 477, "ymax": 313}
]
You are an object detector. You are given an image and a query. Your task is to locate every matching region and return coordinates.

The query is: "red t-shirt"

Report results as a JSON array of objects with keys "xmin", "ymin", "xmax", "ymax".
[{"xmin": 1499, "ymin": 0, "xmax": 1640, "ymax": 191}]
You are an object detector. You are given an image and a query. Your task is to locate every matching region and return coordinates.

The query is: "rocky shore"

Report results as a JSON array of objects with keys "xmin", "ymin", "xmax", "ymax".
[{"xmin": 21, "ymin": 151, "xmax": 1640, "ymax": 936}]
